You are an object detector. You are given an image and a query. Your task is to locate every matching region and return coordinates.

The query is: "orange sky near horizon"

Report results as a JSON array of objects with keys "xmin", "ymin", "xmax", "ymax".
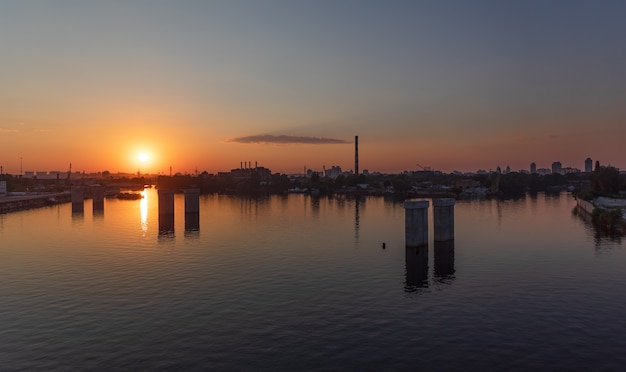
[{"xmin": 2, "ymin": 120, "xmax": 623, "ymax": 176}]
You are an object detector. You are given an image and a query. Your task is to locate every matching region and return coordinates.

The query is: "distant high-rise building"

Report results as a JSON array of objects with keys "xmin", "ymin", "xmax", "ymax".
[
  {"xmin": 325, "ymin": 165, "xmax": 343, "ymax": 179},
  {"xmin": 585, "ymin": 157, "xmax": 593, "ymax": 173},
  {"xmin": 0, "ymin": 181, "xmax": 7, "ymax": 197},
  {"xmin": 530, "ymin": 162, "xmax": 537, "ymax": 174},
  {"xmin": 552, "ymin": 161, "xmax": 563, "ymax": 175}
]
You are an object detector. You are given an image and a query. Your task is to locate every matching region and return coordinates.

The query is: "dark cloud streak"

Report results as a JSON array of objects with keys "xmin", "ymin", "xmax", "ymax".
[{"xmin": 228, "ymin": 135, "xmax": 349, "ymax": 145}]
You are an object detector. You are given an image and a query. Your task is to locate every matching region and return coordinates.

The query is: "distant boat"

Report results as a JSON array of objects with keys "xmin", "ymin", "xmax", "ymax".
[
  {"xmin": 287, "ymin": 187, "xmax": 308, "ymax": 194},
  {"xmin": 116, "ymin": 192, "xmax": 143, "ymax": 200}
]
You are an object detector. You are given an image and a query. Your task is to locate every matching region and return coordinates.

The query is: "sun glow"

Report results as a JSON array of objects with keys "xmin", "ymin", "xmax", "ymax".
[
  {"xmin": 140, "ymin": 188, "xmax": 148, "ymax": 234},
  {"xmin": 138, "ymin": 153, "xmax": 149, "ymax": 162}
]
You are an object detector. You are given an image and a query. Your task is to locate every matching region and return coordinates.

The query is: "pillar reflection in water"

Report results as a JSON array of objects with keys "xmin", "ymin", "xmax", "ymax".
[
  {"xmin": 434, "ymin": 240, "xmax": 455, "ymax": 281},
  {"xmin": 405, "ymin": 245, "xmax": 428, "ymax": 290},
  {"xmin": 354, "ymin": 196, "xmax": 362, "ymax": 242}
]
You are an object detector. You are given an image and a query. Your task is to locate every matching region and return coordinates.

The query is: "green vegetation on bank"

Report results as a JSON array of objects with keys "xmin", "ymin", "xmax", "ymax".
[
  {"xmin": 591, "ymin": 208, "xmax": 623, "ymax": 233},
  {"xmin": 574, "ymin": 163, "xmax": 625, "ymax": 234}
]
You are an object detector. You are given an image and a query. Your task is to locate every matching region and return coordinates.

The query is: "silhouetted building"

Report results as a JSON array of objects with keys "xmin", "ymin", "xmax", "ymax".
[
  {"xmin": 530, "ymin": 162, "xmax": 537, "ymax": 174},
  {"xmin": 585, "ymin": 157, "xmax": 593, "ymax": 173},
  {"xmin": 230, "ymin": 166, "xmax": 272, "ymax": 183},
  {"xmin": 306, "ymin": 169, "xmax": 324, "ymax": 178},
  {"xmin": 454, "ymin": 179, "xmax": 480, "ymax": 190},
  {"xmin": 552, "ymin": 161, "xmax": 563, "ymax": 175},
  {"xmin": 324, "ymin": 165, "xmax": 342, "ymax": 179}
]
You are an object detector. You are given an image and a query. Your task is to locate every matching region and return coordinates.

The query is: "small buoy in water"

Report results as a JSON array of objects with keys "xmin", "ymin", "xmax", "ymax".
[{"xmin": 382, "ymin": 242, "xmax": 386, "ymax": 249}]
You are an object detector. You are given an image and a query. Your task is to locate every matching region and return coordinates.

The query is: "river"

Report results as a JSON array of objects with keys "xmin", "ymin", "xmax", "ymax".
[{"xmin": 1, "ymin": 190, "xmax": 625, "ymax": 370}]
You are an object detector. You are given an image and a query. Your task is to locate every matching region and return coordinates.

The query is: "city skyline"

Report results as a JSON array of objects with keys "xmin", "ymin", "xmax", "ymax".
[
  {"xmin": 2, "ymin": 1, "xmax": 625, "ymax": 174},
  {"xmin": 6, "ymin": 153, "xmax": 611, "ymax": 177}
]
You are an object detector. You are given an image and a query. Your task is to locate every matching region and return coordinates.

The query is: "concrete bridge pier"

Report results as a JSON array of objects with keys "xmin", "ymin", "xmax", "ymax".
[
  {"xmin": 158, "ymin": 189, "xmax": 175, "ymax": 233},
  {"xmin": 433, "ymin": 198, "xmax": 455, "ymax": 242},
  {"xmin": 92, "ymin": 186, "xmax": 104, "ymax": 213},
  {"xmin": 184, "ymin": 188, "xmax": 200, "ymax": 231},
  {"xmin": 404, "ymin": 200, "xmax": 429, "ymax": 247},
  {"xmin": 71, "ymin": 187, "xmax": 84, "ymax": 213}
]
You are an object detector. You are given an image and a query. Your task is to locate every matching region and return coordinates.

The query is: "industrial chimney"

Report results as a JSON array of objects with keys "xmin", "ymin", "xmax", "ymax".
[{"xmin": 355, "ymin": 135, "xmax": 359, "ymax": 175}]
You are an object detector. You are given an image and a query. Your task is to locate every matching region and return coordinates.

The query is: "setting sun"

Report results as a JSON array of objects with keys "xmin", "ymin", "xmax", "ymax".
[{"xmin": 138, "ymin": 153, "xmax": 149, "ymax": 162}]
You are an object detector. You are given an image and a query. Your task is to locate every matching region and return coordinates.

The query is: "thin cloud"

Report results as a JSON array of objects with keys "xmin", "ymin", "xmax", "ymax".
[
  {"xmin": 0, "ymin": 128, "xmax": 18, "ymax": 133},
  {"xmin": 228, "ymin": 134, "xmax": 349, "ymax": 145}
]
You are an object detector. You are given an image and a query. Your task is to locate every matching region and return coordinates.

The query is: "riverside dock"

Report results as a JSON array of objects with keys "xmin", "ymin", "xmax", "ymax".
[
  {"xmin": 577, "ymin": 197, "xmax": 626, "ymax": 217},
  {"xmin": 0, "ymin": 192, "xmax": 71, "ymax": 214}
]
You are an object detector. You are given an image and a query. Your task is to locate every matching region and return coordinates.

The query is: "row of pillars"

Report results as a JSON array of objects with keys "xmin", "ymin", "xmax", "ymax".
[
  {"xmin": 158, "ymin": 189, "xmax": 200, "ymax": 233},
  {"xmin": 404, "ymin": 198, "xmax": 455, "ymax": 289},
  {"xmin": 71, "ymin": 187, "xmax": 201, "ymax": 233},
  {"xmin": 404, "ymin": 198, "xmax": 455, "ymax": 246},
  {"xmin": 71, "ymin": 186, "xmax": 104, "ymax": 214}
]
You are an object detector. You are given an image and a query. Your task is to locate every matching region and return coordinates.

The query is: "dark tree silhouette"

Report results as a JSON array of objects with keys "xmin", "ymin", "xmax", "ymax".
[{"xmin": 591, "ymin": 165, "xmax": 620, "ymax": 196}]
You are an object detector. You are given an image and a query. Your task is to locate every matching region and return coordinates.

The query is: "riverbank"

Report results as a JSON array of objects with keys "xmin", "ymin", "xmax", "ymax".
[
  {"xmin": 576, "ymin": 196, "xmax": 626, "ymax": 235},
  {"xmin": 0, "ymin": 192, "xmax": 71, "ymax": 214},
  {"xmin": 577, "ymin": 196, "xmax": 626, "ymax": 216}
]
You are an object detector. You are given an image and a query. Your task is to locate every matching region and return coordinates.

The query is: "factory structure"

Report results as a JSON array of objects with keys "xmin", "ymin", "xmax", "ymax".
[
  {"xmin": 355, "ymin": 135, "xmax": 359, "ymax": 176},
  {"xmin": 219, "ymin": 161, "xmax": 272, "ymax": 184},
  {"xmin": 307, "ymin": 135, "xmax": 368, "ymax": 179}
]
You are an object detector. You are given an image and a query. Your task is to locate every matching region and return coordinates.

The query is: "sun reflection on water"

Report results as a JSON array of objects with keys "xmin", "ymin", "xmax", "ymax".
[{"xmin": 140, "ymin": 188, "xmax": 148, "ymax": 234}]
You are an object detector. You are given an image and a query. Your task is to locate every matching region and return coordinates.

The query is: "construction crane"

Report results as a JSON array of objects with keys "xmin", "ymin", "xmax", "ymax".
[{"xmin": 416, "ymin": 163, "xmax": 432, "ymax": 171}]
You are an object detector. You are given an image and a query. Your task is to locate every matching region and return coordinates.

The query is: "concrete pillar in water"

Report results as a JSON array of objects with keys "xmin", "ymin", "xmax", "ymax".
[
  {"xmin": 92, "ymin": 186, "xmax": 104, "ymax": 213},
  {"xmin": 404, "ymin": 200, "xmax": 429, "ymax": 247},
  {"xmin": 433, "ymin": 198, "xmax": 455, "ymax": 241},
  {"xmin": 184, "ymin": 188, "xmax": 200, "ymax": 231},
  {"xmin": 158, "ymin": 189, "xmax": 175, "ymax": 233},
  {"xmin": 71, "ymin": 186, "xmax": 84, "ymax": 213}
]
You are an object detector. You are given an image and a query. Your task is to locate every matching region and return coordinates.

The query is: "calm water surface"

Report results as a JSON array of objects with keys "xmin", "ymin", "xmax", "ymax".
[{"xmin": 1, "ymin": 190, "xmax": 625, "ymax": 370}]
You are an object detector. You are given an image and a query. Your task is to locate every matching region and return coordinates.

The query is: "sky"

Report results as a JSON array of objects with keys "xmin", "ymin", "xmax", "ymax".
[{"xmin": 1, "ymin": 0, "xmax": 625, "ymax": 175}]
